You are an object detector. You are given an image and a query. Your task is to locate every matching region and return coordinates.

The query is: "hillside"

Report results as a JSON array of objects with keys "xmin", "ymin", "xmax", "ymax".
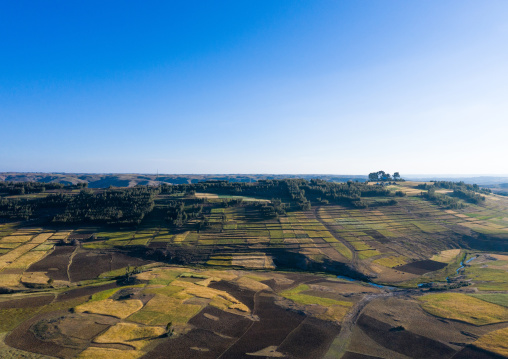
[{"xmin": 0, "ymin": 179, "xmax": 507, "ymax": 358}]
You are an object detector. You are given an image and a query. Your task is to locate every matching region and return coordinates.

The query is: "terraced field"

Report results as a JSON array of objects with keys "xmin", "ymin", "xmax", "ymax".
[{"xmin": 0, "ymin": 181, "xmax": 507, "ymax": 358}]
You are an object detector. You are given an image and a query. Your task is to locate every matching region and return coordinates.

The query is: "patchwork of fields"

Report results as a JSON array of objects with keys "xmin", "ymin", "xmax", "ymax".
[{"xmin": 0, "ymin": 181, "xmax": 507, "ymax": 358}]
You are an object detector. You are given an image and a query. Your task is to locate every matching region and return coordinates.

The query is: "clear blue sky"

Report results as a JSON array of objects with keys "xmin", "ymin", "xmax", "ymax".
[{"xmin": 1, "ymin": 1, "xmax": 507, "ymax": 175}]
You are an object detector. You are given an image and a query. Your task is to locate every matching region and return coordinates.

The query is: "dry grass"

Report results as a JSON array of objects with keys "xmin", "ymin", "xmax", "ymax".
[
  {"xmin": 75, "ymin": 299, "xmax": 143, "ymax": 318},
  {"xmin": 5, "ymin": 251, "xmax": 47, "ymax": 269},
  {"xmin": 317, "ymin": 304, "xmax": 350, "ymax": 322},
  {"xmin": 135, "ymin": 268, "xmax": 184, "ymax": 285},
  {"xmin": 131, "ymin": 294, "xmax": 202, "ymax": 324},
  {"xmin": 194, "ymin": 193, "xmax": 219, "ymax": 199},
  {"xmin": 94, "ymin": 322, "xmax": 165, "ymax": 350},
  {"xmin": 232, "ymin": 255, "xmax": 275, "ymax": 269},
  {"xmin": 30, "ymin": 232, "xmax": 54, "ymax": 244},
  {"xmin": 200, "ymin": 270, "xmax": 238, "ymax": 281},
  {"xmin": 473, "ymin": 327, "xmax": 508, "ymax": 357},
  {"xmin": 76, "ymin": 347, "xmax": 143, "ymax": 359},
  {"xmin": 235, "ymin": 276, "xmax": 270, "ymax": 291},
  {"xmin": 173, "ymin": 232, "xmax": 189, "ymax": 243},
  {"xmin": 0, "ymin": 235, "xmax": 33, "ymax": 243},
  {"xmin": 0, "ymin": 242, "xmax": 38, "ymax": 263},
  {"xmin": 21, "ymin": 271, "xmax": 50, "ymax": 285},
  {"xmin": 0, "ymin": 274, "xmax": 22, "ymax": 287},
  {"xmin": 49, "ymin": 231, "xmax": 71, "ymax": 240},
  {"xmin": 418, "ymin": 293, "xmax": 508, "ymax": 325},
  {"xmin": 431, "ymin": 249, "xmax": 461, "ymax": 263},
  {"xmin": 172, "ymin": 279, "xmax": 249, "ymax": 312}
]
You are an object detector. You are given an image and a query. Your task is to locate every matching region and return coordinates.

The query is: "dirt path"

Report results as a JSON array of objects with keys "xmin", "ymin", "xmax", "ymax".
[
  {"xmin": 329, "ymin": 292, "xmax": 393, "ymax": 358},
  {"xmin": 66, "ymin": 246, "xmax": 80, "ymax": 283},
  {"xmin": 216, "ymin": 290, "xmax": 260, "ymax": 359}
]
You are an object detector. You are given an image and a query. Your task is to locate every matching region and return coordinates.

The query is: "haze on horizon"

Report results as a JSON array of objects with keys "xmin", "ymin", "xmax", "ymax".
[{"xmin": 1, "ymin": 1, "xmax": 507, "ymax": 175}]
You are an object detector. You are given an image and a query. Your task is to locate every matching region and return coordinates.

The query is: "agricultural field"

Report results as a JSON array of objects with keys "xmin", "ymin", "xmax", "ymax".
[{"xmin": 0, "ymin": 179, "xmax": 507, "ymax": 358}]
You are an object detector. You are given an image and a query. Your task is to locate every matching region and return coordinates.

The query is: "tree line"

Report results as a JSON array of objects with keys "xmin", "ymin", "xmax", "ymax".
[
  {"xmin": 0, "ymin": 181, "xmax": 87, "ymax": 195},
  {"xmin": 0, "ymin": 186, "xmax": 158, "ymax": 224}
]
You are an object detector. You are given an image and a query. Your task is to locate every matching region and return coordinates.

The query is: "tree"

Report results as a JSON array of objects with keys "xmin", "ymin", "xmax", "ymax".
[
  {"xmin": 393, "ymin": 172, "xmax": 401, "ymax": 181},
  {"xmin": 368, "ymin": 172, "xmax": 379, "ymax": 182},
  {"xmin": 164, "ymin": 322, "xmax": 174, "ymax": 337}
]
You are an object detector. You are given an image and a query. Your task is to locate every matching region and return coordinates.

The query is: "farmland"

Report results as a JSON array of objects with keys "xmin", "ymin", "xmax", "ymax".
[{"xmin": 0, "ymin": 179, "xmax": 507, "ymax": 358}]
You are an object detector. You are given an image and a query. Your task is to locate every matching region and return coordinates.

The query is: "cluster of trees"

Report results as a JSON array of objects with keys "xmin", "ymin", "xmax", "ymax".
[
  {"xmin": 368, "ymin": 171, "xmax": 402, "ymax": 182},
  {"xmin": 165, "ymin": 201, "xmax": 204, "ymax": 227},
  {"xmin": 0, "ymin": 186, "xmax": 158, "ymax": 224},
  {"xmin": 300, "ymin": 179, "xmax": 390, "ymax": 206},
  {"xmin": 53, "ymin": 187, "xmax": 158, "ymax": 225},
  {"xmin": 0, "ymin": 177, "xmax": 398, "ymax": 225},
  {"xmin": 417, "ymin": 181, "xmax": 491, "ymax": 194},
  {"xmin": 417, "ymin": 181, "xmax": 489, "ymax": 205},
  {"xmin": 452, "ymin": 189, "xmax": 486, "ymax": 204},
  {"xmin": 420, "ymin": 189, "xmax": 465, "ymax": 209},
  {"xmin": 0, "ymin": 193, "xmax": 74, "ymax": 220},
  {"xmin": 159, "ymin": 179, "xmax": 389, "ymax": 209},
  {"xmin": 257, "ymin": 199, "xmax": 287, "ymax": 219},
  {"xmin": 0, "ymin": 181, "xmax": 86, "ymax": 195}
]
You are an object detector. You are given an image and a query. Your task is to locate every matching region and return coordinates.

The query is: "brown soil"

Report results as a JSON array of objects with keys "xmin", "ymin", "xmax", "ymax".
[
  {"xmin": 33, "ymin": 313, "xmax": 110, "ymax": 342},
  {"xmin": 55, "ymin": 282, "xmax": 119, "ymax": 302},
  {"xmin": 260, "ymin": 272, "xmax": 319, "ymax": 292},
  {"xmin": 5, "ymin": 310, "xmax": 84, "ymax": 358},
  {"xmin": 308, "ymin": 280, "xmax": 381, "ymax": 294},
  {"xmin": 28, "ymin": 246, "xmax": 76, "ymax": 281},
  {"xmin": 347, "ymin": 325, "xmax": 410, "ymax": 359},
  {"xmin": 142, "ymin": 328, "xmax": 234, "ymax": 359},
  {"xmin": 69, "ymin": 250, "xmax": 150, "ymax": 282},
  {"xmin": 188, "ymin": 306, "xmax": 252, "ymax": 338},
  {"xmin": 111, "ymin": 287, "xmax": 155, "ymax": 305},
  {"xmin": 0, "ymin": 294, "xmax": 53, "ymax": 308},
  {"xmin": 362, "ymin": 297, "xmax": 503, "ymax": 349},
  {"xmin": 218, "ymin": 293, "xmax": 305, "ymax": 359},
  {"xmin": 395, "ymin": 260, "xmax": 447, "ymax": 275},
  {"xmin": 452, "ymin": 346, "xmax": 507, "ymax": 359},
  {"xmin": 341, "ymin": 353, "xmax": 383, "ymax": 359},
  {"xmin": 278, "ymin": 316, "xmax": 341, "ymax": 359},
  {"xmin": 1, "ymin": 268, "xmax": 25, "ymax": 274},
  {"xmin": 357, "ymin": 313, "xmax": 456, "ymax": 358},
  {"xmin": 208, "ymin": 280, "xmax": 256, "ymax": 311},
  {"xmin": 302, "ymin": 289, "xmax": 356, "ymax": 302}
]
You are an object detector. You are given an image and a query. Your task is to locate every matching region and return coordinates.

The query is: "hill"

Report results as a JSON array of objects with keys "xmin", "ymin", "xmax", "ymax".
[{"xmin": 0, "ymin": 178, "xmax": 507, "ymax": 358}]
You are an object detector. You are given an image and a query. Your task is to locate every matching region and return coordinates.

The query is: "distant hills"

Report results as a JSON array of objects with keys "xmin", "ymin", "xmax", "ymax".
[
  {"xmin": 1, "ymin": 172, "xmax": 507, "ymax": 190},
  {"xmin": 0, "ymin": 173, "xmax": 368, "ymax": 188}
]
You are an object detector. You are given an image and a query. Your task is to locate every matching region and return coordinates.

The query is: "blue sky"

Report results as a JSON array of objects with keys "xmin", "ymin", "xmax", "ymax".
[{"xmin": 1, "ymin": 1, "xmax": 507, "ymax": 175}]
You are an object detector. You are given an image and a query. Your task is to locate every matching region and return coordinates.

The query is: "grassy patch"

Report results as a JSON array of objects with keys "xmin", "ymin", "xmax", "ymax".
[
  {"xmin": 418, "ymin": 293, "xmax": 508, "ymax": 325},
  {"xmin": 76, "ymin": 347, "xmax": 143, "ymax": 359},
  {"xmin": 90, "ymin": 284, "xmax": 145, "ymax": 302},
  {"xmin": 331, "ymin": 242, "xmax": 353, "ymax": 260},
  {"xmin": 464, "ymin": 266, "xmax": 508, "ymax": 291},
  {"xmin": 358, "ymin": 250, "xmax": 381, "ymax": 259},
  {"xmin": 0, "ymin": 307, "xmax": 41, "ymax": 332},
  {"xmin": 281, "ymin": 284, "xmax": 353, "ymax": 307},
  {"xmin": 373, "ymin": 256, "xmax": 406, "ymax": 268},
  {"xmin": 431, "ymin": 249, "xmax": 461, "ymax": 263},
  {"xmin": 75, "ymin": 299, "xmax": 143, "ymax": 318},
  {"xmin": 473, "ymin": 327, "xmax": 508, "ymax": 357},
  {"xmin": 468, "ymin": 293, "xmax": 508, "ymax": 308},
  {"xmin": 94, "ymin": 322, "xmax": 165, "ymax": 350},
  {"xmin": 130, "ymin": 294, "xmax": 202, "ymax": 324}
]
